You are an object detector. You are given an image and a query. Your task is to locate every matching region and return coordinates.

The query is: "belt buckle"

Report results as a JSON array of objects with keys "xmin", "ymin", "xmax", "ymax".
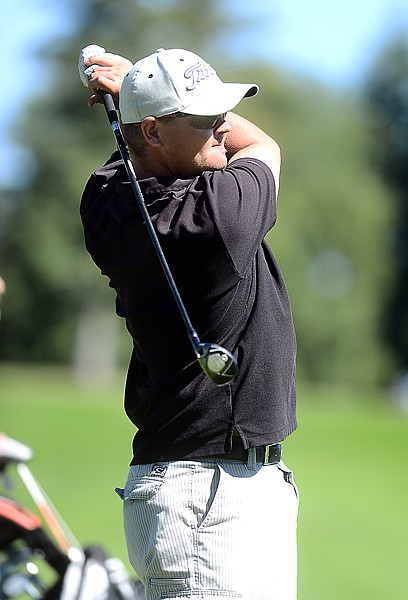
[{"xmin": 262, "ymin": 444, "xmax": 281, "ymax": 465}]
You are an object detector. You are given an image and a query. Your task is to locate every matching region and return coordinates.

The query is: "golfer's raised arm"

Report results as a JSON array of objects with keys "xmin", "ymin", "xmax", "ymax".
[{"xmin": 225, "ymin": 112, "xmax": 281, "ymax": 193}]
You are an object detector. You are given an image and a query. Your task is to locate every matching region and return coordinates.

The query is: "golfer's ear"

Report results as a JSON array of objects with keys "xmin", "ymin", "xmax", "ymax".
[{"xmin": 140, "ymin": 117, "xmax": 162, "ymax": 148}]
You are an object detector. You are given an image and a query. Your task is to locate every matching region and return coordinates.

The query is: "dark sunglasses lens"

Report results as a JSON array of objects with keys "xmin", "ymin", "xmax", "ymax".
[{"xmin": 191, "ymin": 114, "xmax": 224, "ymax": 129}]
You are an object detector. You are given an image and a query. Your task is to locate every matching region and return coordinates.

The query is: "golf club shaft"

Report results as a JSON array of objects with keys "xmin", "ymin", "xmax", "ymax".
[
  {"xmin": 17, "ymin": 462, "xmax": 80, "ymax": 554},
  {"xmin": 102, "ymin": 93, "xmax": 201, "ymax": 353}
]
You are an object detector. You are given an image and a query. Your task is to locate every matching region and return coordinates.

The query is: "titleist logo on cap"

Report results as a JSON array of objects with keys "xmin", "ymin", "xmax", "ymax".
[{"xmin": 184, "ymin": 61, "xmax": 216, "ymax": 91}]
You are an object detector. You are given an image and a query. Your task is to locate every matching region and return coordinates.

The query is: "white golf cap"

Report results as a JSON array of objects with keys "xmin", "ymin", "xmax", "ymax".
[{"xmin": 119, "ymin": 48, "xmax": 258, "ymax": 124}]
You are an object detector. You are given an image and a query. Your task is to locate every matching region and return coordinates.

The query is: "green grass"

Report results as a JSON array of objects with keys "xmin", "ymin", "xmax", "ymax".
[
  {"xmin": 2, "ymin": 364, "xmax": 408, "ymax": 599},
  {"xmin": 1, "ymin": 364, "xmax": 134, "ymax": 564}
]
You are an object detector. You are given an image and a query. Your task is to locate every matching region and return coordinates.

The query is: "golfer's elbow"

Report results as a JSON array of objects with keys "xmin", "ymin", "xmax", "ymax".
[{"xmin": 229, "ymin": 138, "xmax": 281, "ymax": 193}]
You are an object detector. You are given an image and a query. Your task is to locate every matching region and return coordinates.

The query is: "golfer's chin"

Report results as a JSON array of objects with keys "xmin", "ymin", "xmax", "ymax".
[
  {"xmin": 205, "ymin": 148, "xmax": 228, "ymax": 171},
  {"xmin": 189, "ymin": 148, "xmax": 228, "ymax": 176}
]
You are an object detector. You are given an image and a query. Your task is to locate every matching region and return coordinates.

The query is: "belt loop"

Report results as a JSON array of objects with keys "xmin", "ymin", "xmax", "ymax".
[
  {"xmin": 263, "ymin": 445, "xmax": 270, "ymax": 466},
  {"xmin": 247, "ymin": 447, "xmax": 257, "ymax": 471}
]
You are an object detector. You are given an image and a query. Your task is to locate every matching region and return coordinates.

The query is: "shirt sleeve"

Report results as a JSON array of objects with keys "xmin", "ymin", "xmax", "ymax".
[{"xmin": 201, "ymin": 158, "xmax": 277, "ymax": 276}]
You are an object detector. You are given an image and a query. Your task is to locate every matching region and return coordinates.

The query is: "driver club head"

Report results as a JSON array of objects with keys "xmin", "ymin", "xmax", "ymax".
[{"xmin": 195, "ymin": 343, "xmax": 239, "ymax": 386}]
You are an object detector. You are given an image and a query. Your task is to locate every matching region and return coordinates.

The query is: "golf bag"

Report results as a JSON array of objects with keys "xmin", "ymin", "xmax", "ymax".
[{"xmin": 0, "ymin": 434, "xmax": 146, "ymax": 600}]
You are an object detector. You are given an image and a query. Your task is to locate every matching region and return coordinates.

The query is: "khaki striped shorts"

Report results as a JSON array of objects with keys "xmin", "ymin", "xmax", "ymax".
[{"xmin": 116, "ymin": 456, "xmax": 298, "ymax": 599}]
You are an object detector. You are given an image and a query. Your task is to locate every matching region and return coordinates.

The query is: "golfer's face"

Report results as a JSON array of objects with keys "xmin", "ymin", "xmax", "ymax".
[{"xmin": 160, "ymin": 115, "xmax": 231, "ymax": 178}]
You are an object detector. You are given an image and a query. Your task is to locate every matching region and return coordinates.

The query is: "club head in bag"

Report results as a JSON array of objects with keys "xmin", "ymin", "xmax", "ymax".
[{"xmin": 195, "ymin": 343, "xmax": 239, "ymax": 385}]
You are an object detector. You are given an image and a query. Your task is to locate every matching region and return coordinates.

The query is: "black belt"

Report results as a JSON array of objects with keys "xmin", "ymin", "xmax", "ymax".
[{"xmin": 203, "ymin": 443, "xmax": 282, "ymax": 465}]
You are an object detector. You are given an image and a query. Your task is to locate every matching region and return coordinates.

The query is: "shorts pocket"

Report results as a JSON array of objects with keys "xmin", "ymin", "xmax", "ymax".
[
  {"xmin": 148, "ymin": 577, "xmax": 188, "ymax": 591},
  {"xmin": 115, "ymin": 464, "xmax": 168, "ymax": 502}
]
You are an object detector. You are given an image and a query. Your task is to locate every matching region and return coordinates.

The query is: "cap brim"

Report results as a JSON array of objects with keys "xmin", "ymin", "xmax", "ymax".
[{"xmin": 180, "ymin": 82, "xmax": 258, "ymax": 116}]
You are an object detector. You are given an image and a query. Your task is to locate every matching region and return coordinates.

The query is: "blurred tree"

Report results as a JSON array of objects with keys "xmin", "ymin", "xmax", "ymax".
[
  {"xmin": 0, "ymin": 0, "xmax": 237, "ymax": 374},
  {"xmin": 363, "ymin": 36, "xmax": 408, "ymax": 375}
]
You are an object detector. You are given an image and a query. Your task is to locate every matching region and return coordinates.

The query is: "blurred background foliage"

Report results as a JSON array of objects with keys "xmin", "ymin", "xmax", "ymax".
[
  {"xmin": 0, "ymin": 0, "xmax": 408, "ymax": 392},
  {"xmin": 2, "ymin": 3, "xmax": 408, "ymax": 600}
]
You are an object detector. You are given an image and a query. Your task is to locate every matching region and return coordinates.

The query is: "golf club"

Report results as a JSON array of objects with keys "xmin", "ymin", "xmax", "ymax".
[
  {"xmin": 0, "ymin": 434, "xmax": 81, "ymax": 558},
  {"xmin": 16, "ymin": 462, "xmax": 82, "ymax": 558},
  {"xmin": 79, "ymin": 46, "xmax": 239, "ymax": 386}
]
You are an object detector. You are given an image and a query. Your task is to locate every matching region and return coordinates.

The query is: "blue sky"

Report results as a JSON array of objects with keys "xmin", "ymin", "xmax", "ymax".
[
  {"xmin": 227, "ymin": 0, "xmax": 408, "ymax": 88},
  {"xmin": 2, "ymin": 0, "xmax": 408, "ymax": 187}
]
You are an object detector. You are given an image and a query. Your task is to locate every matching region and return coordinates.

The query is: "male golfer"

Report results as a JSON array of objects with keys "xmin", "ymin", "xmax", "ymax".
[{"xmin": 81, "ymin": 47, "xmax": 298, "ymax": 599}]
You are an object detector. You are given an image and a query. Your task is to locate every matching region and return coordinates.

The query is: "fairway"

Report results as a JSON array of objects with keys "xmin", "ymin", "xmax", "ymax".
[{"xmin": 1, "ymin": 364, "xmax": 408, "ymax": 599}]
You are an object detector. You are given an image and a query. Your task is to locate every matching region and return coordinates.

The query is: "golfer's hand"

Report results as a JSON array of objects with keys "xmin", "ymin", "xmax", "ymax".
[{"xmin": 85, "ymin": 52, "xmax": 133, "ymax": 108}]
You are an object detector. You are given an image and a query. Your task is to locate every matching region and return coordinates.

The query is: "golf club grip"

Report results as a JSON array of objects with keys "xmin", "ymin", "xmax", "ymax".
[
  {"xmin": 102, "ymin": 92, "xmax": 117, "ymax": 125},
  {"xmin": 102, "ymin": 92, "xmax": 129, "ymax": 159},
  {"xmin": 100, "ymin": 93, "xmax": 201, "ymax": 351}
]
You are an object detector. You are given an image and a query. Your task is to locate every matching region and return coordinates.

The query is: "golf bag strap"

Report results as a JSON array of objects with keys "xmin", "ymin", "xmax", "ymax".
[{"xmin": 0, "ymin": 496, "xmax": 42, "ymax": 530}]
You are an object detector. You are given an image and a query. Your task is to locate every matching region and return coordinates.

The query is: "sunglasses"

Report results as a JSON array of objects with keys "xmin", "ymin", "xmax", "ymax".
[{"xmin": 163, "ymin": 112, "xmax": 227, "ymax": 130}]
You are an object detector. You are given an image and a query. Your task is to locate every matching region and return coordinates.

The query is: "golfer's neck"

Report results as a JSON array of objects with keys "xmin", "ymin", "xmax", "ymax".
[{"xmin": 130, "ymin": 151, "xmax": 173, "ymax": 180}]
